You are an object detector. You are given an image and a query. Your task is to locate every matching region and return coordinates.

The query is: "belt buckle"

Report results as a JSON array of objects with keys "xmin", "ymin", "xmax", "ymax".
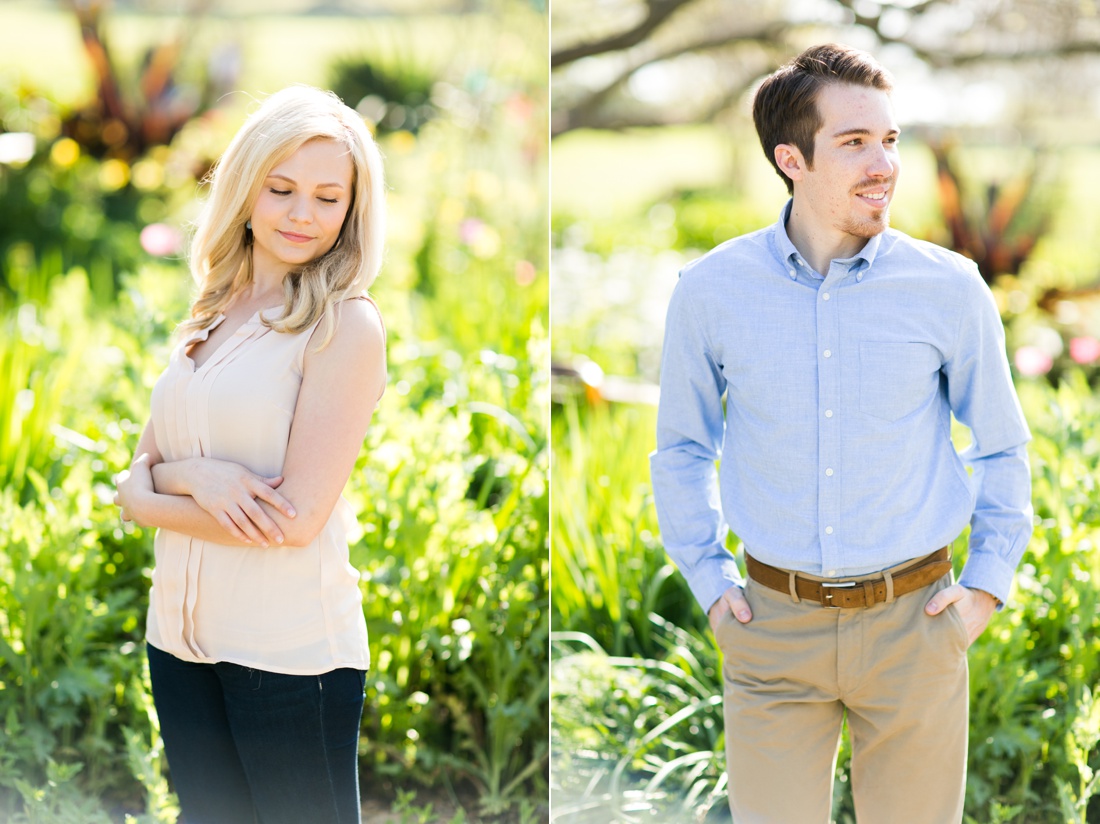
[{"xmin": 821, "ymin": 580, "xmax": 856, "ymax": 608}]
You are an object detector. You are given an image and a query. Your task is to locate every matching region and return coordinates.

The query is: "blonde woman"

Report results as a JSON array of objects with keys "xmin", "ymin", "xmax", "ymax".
[{"xmin": 114, "ymin": 86, "xmax": 386, "ymax": 824}]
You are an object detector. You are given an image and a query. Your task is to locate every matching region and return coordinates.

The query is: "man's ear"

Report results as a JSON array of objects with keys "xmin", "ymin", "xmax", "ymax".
[{"xmin": 774, "ymin": 143, "xmax": 807, "ymax": 184}]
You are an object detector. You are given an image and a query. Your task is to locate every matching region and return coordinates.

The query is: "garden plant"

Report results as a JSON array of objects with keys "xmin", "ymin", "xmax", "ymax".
[{"xmin": 0, "ymin": 3, "xmax": 548, "ymax": 822}]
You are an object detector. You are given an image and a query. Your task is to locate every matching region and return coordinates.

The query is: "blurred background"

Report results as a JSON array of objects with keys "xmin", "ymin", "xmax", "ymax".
[
  {"xmin": 550, "ymin": 1, "xmax": 1100, "ymax": 822},
  {"xmin": 0, "ymin": 1, "xmax": 546, "ymax": 822}
]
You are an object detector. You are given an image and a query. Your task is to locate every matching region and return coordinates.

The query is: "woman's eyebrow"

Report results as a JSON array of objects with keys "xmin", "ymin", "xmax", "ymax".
[{"xmin": 266, "ymin": 173, "xmax": 345, "ymax": 189}]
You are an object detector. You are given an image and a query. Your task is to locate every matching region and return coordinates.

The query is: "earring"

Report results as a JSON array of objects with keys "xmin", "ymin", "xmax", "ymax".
[{"xmin": 246, "ymin": 220, "xmax": 252, "ymax": 230}]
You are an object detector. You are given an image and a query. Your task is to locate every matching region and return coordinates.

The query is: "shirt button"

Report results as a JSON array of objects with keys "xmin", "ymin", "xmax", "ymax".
[
  {"xmin": 823, "ymin": 349, "xmax": 832, "ymax": 358},
  {"xmin": 825, "ymin": 526, "xmax": 834, "ymax": 535},
  {"xmin": 827, "ymin": 570, "xmax": 838, "ymax": 577},
  {"xmin": 825, "ymin": 409, "xmax": 834, "ymax": 418},
  {"xmin": 857, "ymin": 273, "xmax": 864, "ymax": 281},
  {"xmin": 822, "ymin": 292, "xmax": 830, "ymax": 301},
  {"xmin": 825, "ymin": 468, "xmax": 834, "ymax": 476},
  {"xmin": 788, "ymin": 269, "xmax": 796, "ymax": 278}
]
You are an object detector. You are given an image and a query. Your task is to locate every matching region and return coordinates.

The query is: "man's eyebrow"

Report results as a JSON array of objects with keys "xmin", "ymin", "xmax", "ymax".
[
  {"xmin": 266, "ymin": 173, "xmax": 345, "ymax": 189},
  {"xmin": 832, "ymin": 127, "xmax": 901, "ymax": 138}
]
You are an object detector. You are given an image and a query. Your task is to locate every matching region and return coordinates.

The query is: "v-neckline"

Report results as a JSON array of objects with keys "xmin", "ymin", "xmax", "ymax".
[{"xmin": 183, "ymin": 306, "xmax": 281, "ymax": 372}]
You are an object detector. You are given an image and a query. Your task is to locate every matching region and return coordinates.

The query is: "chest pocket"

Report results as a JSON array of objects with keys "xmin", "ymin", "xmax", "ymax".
[{"xmin": 859, "ymin": 341, "xmax": 941, "ymax": 422}]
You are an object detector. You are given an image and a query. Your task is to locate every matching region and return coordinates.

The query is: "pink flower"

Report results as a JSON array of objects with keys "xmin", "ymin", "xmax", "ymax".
[
  {"xmin": 140, "ymin": 223, "xmax": 182, "ymax": 257},
  {"xmin": 514, "ymin": 260, "xmax": 536, "ymax": 286},
  {"xmin": 1069, "ymin": 336, "xmax": 1100, "ymax": 365},
  {"xmin": 458, "ymin": 218, "xmax": 485, "ymax": 246},
  {"xmin": 1014, "ymin": 346, "xmax": 1053, "ymax": 377}
]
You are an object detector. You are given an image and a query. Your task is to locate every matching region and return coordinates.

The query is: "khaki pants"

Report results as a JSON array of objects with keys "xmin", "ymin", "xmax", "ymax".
[{"xmin": 715, "ymin": 565, "xmax": 969, "ymax": 823}]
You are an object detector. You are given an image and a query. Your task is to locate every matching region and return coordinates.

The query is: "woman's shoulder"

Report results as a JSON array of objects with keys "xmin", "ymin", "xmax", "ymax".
[
  {"xmin": 331, "ymin": 294, "xmax": 385, "ymax": 347},
  {"xmin": 341, "ymin": 294, "xmax": 385, "ymax": 335},
  {"xmin": 302, "ymin": 294, "xmax": 386, "ymax": 366},
  {"xmin": 300, "ymin": 295, "xmax": 387, "ymax": 400}
]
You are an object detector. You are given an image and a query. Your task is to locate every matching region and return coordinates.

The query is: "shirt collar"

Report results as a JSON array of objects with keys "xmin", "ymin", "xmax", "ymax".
[{"xmin": 773, "ymin": 198, "xmax": 883, "ymax": 280}]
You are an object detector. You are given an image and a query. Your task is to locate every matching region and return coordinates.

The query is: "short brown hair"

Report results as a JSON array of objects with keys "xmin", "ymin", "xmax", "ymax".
[{"xmin": 752, "ymin": 44, "xmax": 893, "ymax": 195}]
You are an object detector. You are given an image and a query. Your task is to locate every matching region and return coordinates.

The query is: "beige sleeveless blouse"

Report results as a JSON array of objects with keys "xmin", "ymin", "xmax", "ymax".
[{"xmin": 145, "ymin": 301, "xmax": 381, "ymax": 675}]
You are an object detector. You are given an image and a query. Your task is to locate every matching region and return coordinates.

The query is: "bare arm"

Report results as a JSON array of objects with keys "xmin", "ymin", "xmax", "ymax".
[
  {"xmin": 118, "ymin": 454, "xmax": 270, "ymax": 547},
  {"xmin": 151, "ymin": 456, "xmax": 296, "ymax": 545},
  {"xmin": 119, "ymin": 300, "xmax": 385, "ymax": 548},
  {"xmin": 116, "ymin": 419, "xmax": 296, "ymax": 545}
]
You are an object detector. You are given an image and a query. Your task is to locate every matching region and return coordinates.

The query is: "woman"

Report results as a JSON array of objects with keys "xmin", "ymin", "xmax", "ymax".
[{"xmin": 114, "ymin": 85, "xmax": 386, "ymax": 824}]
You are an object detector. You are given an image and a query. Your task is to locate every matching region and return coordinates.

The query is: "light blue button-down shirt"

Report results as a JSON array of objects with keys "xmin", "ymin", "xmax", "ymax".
[{"xmin": 649, "ymin": 201, "xmax": 1032, "ymax": 613}]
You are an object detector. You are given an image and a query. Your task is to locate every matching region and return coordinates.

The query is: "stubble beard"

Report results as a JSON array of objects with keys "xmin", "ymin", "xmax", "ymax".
[
  {"xmin": 839, "ymin": 205, "xmax": 890, "ymax": 240},
  {"xmin": 842, "ymin": 176, "xmax": 896, "ymax": 239}
]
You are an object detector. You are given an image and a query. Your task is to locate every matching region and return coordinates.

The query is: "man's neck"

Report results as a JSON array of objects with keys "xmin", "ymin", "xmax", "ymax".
[{"xmin": 785, "ymin": 199, "xmax": 870, "ymax": 277}]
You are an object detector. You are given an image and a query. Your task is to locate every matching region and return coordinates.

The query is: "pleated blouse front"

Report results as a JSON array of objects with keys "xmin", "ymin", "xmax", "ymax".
[{"xmin": 145, "ymin": 308, "xmax": 371, "ymax": 675}]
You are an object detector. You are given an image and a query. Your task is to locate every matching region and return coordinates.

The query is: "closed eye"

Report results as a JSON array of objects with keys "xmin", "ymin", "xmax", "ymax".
[
  {"xmin": 319, "ymin": 197, "xmax": 339, "ymax": 204},
  {"xmin": 270, "ymin": 188, "xmax": 291, "ymax": 196}
]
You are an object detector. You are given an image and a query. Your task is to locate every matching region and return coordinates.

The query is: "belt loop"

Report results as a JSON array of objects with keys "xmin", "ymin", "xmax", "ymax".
[
  {"xmin": 787, "ymin": 571, "xmax": 801, "ymax": 603},
  {"xmin": 884, "ymin": 570, "xmax": 895, "ymax": 605},
  {"xmin": 861, "ymin": 580, "xmax": 875, "ymax": 608}
]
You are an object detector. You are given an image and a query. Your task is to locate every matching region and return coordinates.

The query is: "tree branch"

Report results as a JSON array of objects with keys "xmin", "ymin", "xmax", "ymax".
[
  {"xmin": 551, "ymin": 0, "xmax": 702, "ymax": 68},
  {"xmin": 553, "ymin": 22, "xmax": 793, "ymax": 137}
]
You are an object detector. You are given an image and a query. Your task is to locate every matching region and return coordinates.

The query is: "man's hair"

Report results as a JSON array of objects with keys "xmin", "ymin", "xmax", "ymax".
[{"xmin": 752, "ymin": 44, "xmax": 893, "ymax": 195}]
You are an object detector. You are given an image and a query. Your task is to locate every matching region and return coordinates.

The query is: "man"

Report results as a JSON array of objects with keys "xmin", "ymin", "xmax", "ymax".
[{"xmin": 649, "ymin": 44, "xmax": 1032, "ymax": 823}]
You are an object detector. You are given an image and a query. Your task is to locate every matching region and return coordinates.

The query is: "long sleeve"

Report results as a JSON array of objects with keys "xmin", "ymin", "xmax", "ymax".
[
  {"xmin": 945, "ymin": 270, "xmax": 1033, "ymax": 605},
  {"xmin": 649, "ymin": 274, "xmax": 743, "ymax": 613}
]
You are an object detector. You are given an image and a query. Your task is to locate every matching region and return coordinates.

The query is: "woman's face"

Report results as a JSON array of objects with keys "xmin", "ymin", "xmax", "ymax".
[{"xmin": 249, "ymin": 138, "xmax": 354, "ymax": 278}]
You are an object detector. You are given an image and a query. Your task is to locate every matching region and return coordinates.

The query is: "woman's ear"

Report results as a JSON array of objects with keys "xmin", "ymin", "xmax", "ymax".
[{"xmin": 774, "ymin": 143, "xmax": 807, "ymax": 185}]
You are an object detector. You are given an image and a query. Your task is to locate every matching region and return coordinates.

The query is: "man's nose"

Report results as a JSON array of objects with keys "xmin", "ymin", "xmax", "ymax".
[{"xmin": 866, "ymin": 143, "xmax": 896, "ymax": 178}]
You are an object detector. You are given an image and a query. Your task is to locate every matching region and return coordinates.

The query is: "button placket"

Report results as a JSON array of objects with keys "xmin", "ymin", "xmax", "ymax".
[{"xmin": 817, "ymin": 266, "xmax": 845, "ymax": 571}]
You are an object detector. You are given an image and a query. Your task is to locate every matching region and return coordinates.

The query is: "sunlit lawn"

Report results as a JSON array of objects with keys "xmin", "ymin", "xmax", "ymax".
[{"xmin": 0, "ymin": 1, "xmax": 531, "ymax": 106}]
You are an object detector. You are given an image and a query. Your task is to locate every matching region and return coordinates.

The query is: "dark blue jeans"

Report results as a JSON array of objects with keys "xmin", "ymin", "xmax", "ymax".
[{"xmin": 147, "ymin": 643, "xmax": 366, "ymax": 824}]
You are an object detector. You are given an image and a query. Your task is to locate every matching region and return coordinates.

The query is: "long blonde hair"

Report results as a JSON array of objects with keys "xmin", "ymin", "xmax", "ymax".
[{"xmin": 181, "ymin": 86, "xmax": 386, "ymax": 349}]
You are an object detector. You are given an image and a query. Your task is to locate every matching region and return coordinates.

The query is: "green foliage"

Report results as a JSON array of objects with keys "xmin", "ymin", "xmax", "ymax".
[
  {"xmin": 551, "ymin": 370, "xmax": 1100, "ymax": 823},
  {"xmin": 0, "ymin": 84, "xmax": 182, "ymax": 299},
  {"xmin": 329, "ymin": 53, "xmax": 438, "ymax": 135},
  {"xmin": 551, "ymin": 625, "xmax": 726, "ymax": 824},
  {"xmin": 551, "ymin": 400, "xmax": 683, "ymax": 656},
  {"xmin": 351, "ymin": 349, "xmax": 548, "ymax": 813},
  {"xmin": 0, "ymin": 8, "xmax": 548, "ymax": 821}
]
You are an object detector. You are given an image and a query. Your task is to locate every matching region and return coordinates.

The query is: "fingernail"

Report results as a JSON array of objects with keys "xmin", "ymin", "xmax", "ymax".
[
  {"xmin": 261, "ymin": 541, "xmax": 268, "ymax": 548},
  {"xmin": 276, "ymin": 536, "xmax": 284, "ymax": 544},
  {"xmin": 737, "ymin": 610, "xmax": 750, "ymax": 621},
  {"xmin": 288, "ymin": 509, "xmax": 296, "ymax": 517},
  {"xmin": 926, "ymin": 603, "xmax": 937, "ymax": 613}
]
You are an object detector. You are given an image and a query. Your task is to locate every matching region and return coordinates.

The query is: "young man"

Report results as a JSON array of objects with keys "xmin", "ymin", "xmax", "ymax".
[{"xmin": 649, "ymin": 44, "xmax": 1032, "ymax": 822}]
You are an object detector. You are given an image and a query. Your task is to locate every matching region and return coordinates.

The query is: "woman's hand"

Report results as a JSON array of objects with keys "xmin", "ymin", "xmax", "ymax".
[
  {"xmin": 180, "ymin": 458, "xmax": 297, "ymax": 547},
  {"xmin": 114, "ymin": 453, "xmax": 156, "ymax": 525}
]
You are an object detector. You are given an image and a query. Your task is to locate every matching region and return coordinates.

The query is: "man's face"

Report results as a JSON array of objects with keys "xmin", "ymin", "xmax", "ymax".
[{"xmin": 798, "ymin": 82, "xmax": 900, "ymax": 243}]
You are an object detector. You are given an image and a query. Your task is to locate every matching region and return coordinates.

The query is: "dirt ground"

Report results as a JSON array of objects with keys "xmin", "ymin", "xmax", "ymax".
[{"xmin": 361, "ymin": 790, "xmax": 549, "ymax": 823}]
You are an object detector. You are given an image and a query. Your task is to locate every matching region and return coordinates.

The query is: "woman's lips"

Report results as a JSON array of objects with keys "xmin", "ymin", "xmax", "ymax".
[{"xmin": 278, "ymin": 230, "xmax": 313, "ymax": 242}]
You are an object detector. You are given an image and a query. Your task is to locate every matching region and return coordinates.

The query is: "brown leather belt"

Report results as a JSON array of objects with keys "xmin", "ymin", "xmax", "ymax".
[{"xmin": 745, "ymin": 547, "xmax": 952, "ymax": 609}]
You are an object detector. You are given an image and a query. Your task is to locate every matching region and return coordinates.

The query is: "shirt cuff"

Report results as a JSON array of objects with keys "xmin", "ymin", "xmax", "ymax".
[
  {"xmin": 957, "ymin": 548, "xmax": 1017, "ymax": 609},
  {"xmin": 685, "ymin": 554, "xmax": 745, "ymax": 616}
]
